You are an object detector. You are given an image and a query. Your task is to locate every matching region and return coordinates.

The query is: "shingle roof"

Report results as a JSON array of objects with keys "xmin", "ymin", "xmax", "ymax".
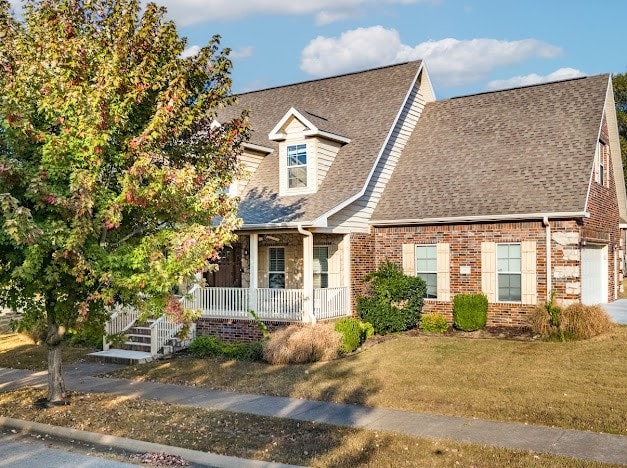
[
  {"xmin": 219, "ymin": 61, "xmax": 422, "ymax": 226},
  {"xmin": 372, "ymin": 75, "xmax": 609, "ymax": 223}
]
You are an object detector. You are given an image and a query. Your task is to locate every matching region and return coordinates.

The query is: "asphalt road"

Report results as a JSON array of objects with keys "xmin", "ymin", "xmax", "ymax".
[{"xmin": 0, "ymin": 431, "xmax": 137, "ymax": 468}]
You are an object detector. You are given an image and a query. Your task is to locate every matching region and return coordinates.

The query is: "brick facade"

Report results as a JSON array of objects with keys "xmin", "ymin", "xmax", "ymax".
[
  {"xmin": 349, "ymin": 232, "xmax": 376, "ymax": 310},
  {"xmin": 196, "ymin": 317, "xmax": 287, "ymax": 342}
]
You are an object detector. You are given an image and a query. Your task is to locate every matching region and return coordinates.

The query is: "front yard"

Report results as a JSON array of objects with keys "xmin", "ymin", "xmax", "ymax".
[
  {"xmin": 0, "ymin": 334, "xmax": 93, "ymax": 370},
  {"xmin": 110, "ymin": 325, "xmax": 627, "ymax": 435}
]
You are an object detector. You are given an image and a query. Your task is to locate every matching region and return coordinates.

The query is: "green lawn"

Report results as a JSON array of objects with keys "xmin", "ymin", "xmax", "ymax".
[{"xmin": 110, "ymin": 326, "xmax": 627, "ymax": 435}]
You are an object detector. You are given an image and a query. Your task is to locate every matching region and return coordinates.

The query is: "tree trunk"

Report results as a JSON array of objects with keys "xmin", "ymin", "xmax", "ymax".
[
  {"xmin": 45, "ymin": 321, "xmax": 66, "ymax": 405},
  {"xmin": 47, "ymin": 343, "xmax": 65, "ymax": 403}
]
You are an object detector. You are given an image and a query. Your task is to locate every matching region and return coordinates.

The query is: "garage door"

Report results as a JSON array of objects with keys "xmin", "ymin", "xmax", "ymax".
[{"xmin": 581, "ymin": 245, "xmax": 608, "ymax": 305}]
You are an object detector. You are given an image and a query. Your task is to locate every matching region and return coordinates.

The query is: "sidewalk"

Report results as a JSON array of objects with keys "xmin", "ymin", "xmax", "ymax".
[{"xmin": 1, "ymin": 363, "xmax": 626, "ymax": 465}]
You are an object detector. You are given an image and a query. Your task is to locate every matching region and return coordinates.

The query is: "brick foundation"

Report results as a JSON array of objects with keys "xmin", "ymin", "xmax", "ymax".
[{"xmin": 196, "ymin": 317, "xmax": 288, "ymax": 342}]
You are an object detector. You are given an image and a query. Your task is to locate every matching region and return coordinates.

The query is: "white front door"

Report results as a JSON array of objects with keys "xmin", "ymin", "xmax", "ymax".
[{"xmin": 581, "ymin": 245, "xmax": 608, "ymax": 305}]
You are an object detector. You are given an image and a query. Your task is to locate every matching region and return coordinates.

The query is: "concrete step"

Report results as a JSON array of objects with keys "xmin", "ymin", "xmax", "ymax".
[
  {"xmin": 88, "ymin": 349, "xmax": 153, "ymax": 365},
  {"xmin": 125, "ymin": 334, "xmax": 151, "ymax": 343}
]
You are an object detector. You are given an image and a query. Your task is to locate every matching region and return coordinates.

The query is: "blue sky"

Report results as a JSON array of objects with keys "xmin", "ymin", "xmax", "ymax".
[
  {"xmin": 159, "ymin": 0, "xmax": 626, "ymax": 99},
  {"xmin": 8, "ymin": 1, "xmax": 627, "ymax": 98}
]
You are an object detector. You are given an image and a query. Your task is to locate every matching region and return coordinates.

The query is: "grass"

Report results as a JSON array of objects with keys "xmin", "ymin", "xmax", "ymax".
[
  {"xmin": 0, "ymin": 388, "xmax": 618, "ymax": 467},
  {"xmin": 0, "ymin": 333, "xmax": 93, "ymax": 371},
  {"xmin": 109, "ymin": 326, "xmax": 627, "ymax": 435}
]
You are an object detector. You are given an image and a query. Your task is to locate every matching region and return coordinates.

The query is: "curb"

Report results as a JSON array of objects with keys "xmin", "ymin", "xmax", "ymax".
[{"xmin": 0, "ymin": 416, "xmax": 302, "ymax": 468}]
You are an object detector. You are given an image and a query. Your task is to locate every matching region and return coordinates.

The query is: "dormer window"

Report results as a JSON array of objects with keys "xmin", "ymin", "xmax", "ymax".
[
  {"xmin": 287, "ymin": 144, "xmax": 308, "ymax": 188},
  {"xmin": 269, "ymin": 107, "xmax": 351, "ymax": 196}
]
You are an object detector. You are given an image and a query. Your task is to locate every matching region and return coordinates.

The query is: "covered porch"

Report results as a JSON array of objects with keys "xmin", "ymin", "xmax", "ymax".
[{"xmin": 186, "ymin": 231, "xmax": 352, "ymax": 322}]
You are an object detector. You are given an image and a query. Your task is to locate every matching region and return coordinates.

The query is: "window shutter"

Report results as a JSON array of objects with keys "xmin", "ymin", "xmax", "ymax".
[
  {"xmin": 402, "ymin": 244, "xmax": 416, "ymax": 276},
  {"xmin": 436, "ymin": 243, "xmax": 450, "ymax": 301},
  {"xmin": 481, "ymin": 242, "xmax": 496, "ymax": 302},
  {"xmin": 521, "ymin": 241, "xmax": 537, "ymax": 305},
  {"xmin": 258, "ymin": 247, "xmax": 268, "ymax": 288}
]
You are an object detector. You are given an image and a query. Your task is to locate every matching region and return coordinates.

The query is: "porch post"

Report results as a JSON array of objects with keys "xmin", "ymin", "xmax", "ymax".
[
  {"xmin": 300, "ymin": 228, "xmax": 315, "ymax": 323},
  {"xmin": 249, "ymin": 233, "xmax": 258, "ymax": 313},
  {"xmin": 343, "ymin": 234, "xmax": 351, "ymax": 315}
]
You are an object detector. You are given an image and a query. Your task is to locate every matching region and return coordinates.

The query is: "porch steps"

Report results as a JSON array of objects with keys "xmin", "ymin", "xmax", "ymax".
[
  {"xmin": 88, "ymin": 349, "xmax": 153, "ymax": 365},
  {"xmin": 90, "ymin": 320, "xmax": 158, "ymax": 365}
]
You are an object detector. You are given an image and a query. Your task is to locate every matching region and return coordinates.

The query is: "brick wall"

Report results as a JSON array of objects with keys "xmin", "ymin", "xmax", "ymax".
[
  {"xmin": 196, "ymin": 318, "xmax": 287, "ymax": 342},
  {"xmin": 582, "ymin": 116, "xmax": 621, "ymax": 301},
  {"xmin": 349, "ymin": 232, "xmax": 375, "ymax": 312},
  {"xmin": 373, "ymin": 220, "xmax": 583, "ymax": 327}
]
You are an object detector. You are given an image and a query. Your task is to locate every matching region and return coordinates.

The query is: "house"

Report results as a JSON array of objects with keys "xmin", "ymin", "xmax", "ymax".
[{"xmin": 185, "ymin": 61, "xmax": 626, "ymax": 339}]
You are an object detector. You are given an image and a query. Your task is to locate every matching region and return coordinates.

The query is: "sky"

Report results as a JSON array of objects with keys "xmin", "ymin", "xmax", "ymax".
[{"xmin": 8, "ymin": 1, "xmax": 627, "ymax": 99}]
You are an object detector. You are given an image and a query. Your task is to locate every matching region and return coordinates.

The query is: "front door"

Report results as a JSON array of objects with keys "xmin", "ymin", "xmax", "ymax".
[{"xmin": 205, "ymin": 246, "xmax": 242, "ymax": 287}]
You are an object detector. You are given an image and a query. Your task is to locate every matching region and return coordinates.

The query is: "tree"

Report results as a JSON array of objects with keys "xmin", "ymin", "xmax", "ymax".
[
  {"xmin": 613, "ymin": 73, "xmax": 627, "ymax": 188},
  {"xmin": 0, "ymin": 0, "xmax": 247, "ymax": 404}
]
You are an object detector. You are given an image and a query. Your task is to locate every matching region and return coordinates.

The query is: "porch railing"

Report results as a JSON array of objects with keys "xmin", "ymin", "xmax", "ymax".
[
  {"xmin": 150, "ymin": 314, "xmax": 197, "ymax": 356},
  {"xmin": 314, "ymin": 287, "xmax": 349, "ymax": 320},
  {"xmin": 188, "ymin": 286, "xmax": 349, "ymax": 322},
  {"xmin": 103, "ymin": 304, "xmax": 139, "ymax": 351}
]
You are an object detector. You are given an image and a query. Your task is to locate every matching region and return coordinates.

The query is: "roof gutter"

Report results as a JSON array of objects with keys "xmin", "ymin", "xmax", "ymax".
[
  {"xmin": 370, "ymin": 211, "xmax": 590, "ymax": 226},
  {"xmin": 310, "ymin": 61, "xmax": 426, "ymax": 227},
  {"xmin": 238, "ymin": 222, "xmax": 314, "ymax": 231}
]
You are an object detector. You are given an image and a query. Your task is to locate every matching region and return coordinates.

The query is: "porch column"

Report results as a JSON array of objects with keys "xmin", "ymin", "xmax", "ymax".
[
  {"xmin": 249, "ymin": 233, "xmax": 258, "ymax": 313},
  {"xmin": 299, "ymin": 227, "xmax": 315, "ymax": 323},
  {"xmin": 343, "ymin": 234, "xmax": 351, "ymax": 315}
]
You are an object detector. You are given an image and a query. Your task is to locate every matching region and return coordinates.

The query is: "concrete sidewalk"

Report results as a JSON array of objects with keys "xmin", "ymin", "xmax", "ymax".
[
  {"xmin": 603, "ymin": 299, "xmax": 627, "ymax": 324},
  {"xmin": 1, "ymin": 363, "xmax": 626, "ymax": 465}
]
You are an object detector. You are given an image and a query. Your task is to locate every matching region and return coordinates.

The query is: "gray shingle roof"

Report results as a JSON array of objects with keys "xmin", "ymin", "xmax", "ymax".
[
  {"xmin": 220, "ymin": 61, "xmax": 422, "ymax": 226},
  {"xmin": 372, "ymin": 75, "xmax": 609, "ymax": 223}
]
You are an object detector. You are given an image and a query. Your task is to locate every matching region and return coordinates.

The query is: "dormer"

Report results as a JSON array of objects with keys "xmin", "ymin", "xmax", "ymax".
[{"xmin": 269, "ymin": 107, "xmax": 350, "ymax": 196}]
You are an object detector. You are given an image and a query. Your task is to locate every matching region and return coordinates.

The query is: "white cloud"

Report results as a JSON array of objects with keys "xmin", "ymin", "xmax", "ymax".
[
  {"xmin": 230, "ymin": 46, "xmax": 254, "ymax": 60},
  {"xmin": 181, "ymin": 45, "xmax": 201, "ymax": 58},
  {"xmin": 154, "ymin": 0, "xmax": 434, "ymax": 26},
  {"xmin": 487, "ymin": 68, "xmax": 586, "ymax": 91},
  {"xmin": 300, "ymin": 26, "xmax": 563, "ymax": 87}
]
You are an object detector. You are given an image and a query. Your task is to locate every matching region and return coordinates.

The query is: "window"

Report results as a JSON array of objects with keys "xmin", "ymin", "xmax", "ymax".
[
  {"xmin": 268, "ymin": 247, "xmax": 285, "ymax": 289},
  {"xmin": 287, "ymin": 144, "xmax": 307, "ymax": 188},
  {"xmin": 595, "ymin": 141, "xmax": 609, "ymax": 187},
  {"xmin": 497, "ymin": 244, "xmax": 521, "ymax": 302},
  {"xmin": 416, "ymin": 245, "xmax": 437, "ymax": 299},
  {"xmin": 313, "ymin": 246, "xmax": 329, "ymax": 289}
]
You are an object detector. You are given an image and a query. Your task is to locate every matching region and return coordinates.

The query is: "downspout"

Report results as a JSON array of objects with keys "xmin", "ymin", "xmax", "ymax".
[
  {"xmin": 297, "ymin": 224, "xmax": 316, "ymax": 324},
  {"xmin": 543, "ymin": 216, "xmax": 552, "ymax": 302}
]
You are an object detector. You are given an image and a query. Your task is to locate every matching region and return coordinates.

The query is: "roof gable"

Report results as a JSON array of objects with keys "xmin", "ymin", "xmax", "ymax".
[
  {"xmin": 268, "ymin": 107, "xmax": 351, "ymax": 144},
  {"xmin": 218, "ymin": 61, "xmax": 424, "ymax": 227},
  {"xmin": 372, "ymin": 75, "xmax": 612, "ymax": 223}
]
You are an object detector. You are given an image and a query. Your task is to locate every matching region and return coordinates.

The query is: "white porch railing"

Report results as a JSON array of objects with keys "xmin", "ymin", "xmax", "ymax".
[
  {"xmin": 183, "ymin": 287, "xmax": 250, "ymax": 319},
  {"xmin": 314, "ymin": 287, "xmax": 349, "ymax": 320},
  {"xmin": 256, "ymin": 288, "xmax": 303, "ymax": 321},
  {"xmin": 103, "ymin": 304, "xmax": 139, "ymax": 351},
  {"xmin": 150, "ymin": 314, "xmax": 197, "ymax": 356},
  {"xmin": 188, "ymin": 286, "xmax": 349, "ymax": 322}
]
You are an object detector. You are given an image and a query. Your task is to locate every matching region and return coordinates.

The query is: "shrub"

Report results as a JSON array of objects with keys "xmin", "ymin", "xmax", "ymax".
[
  {"xmin": 420, "ymin": 313, "xmax": 448, "ymax": 333},
  {"xmin": 334, "ymin": 317, "xmax": 372, "ymax": 353},
  {"xmin": 452, "ymin": 293, "xmax": 488, "ymax": 331},
  {"xmin": 189, "ymin": 336, "xmax": 263, "ymax": 361},
  {"xmin": 529, "ymin": 300, "xmax": 613, "ymax": 341},
  {"xmin": 558, "ymin": 303, "xmax": 613, "ymax": 340},
  {"xmin": 263, "ymin": 323, "xmax": 341, "ymax": 364},
  {"xmin": 356, "ymin": 261, "xmax": 425, "ymax": 335}
]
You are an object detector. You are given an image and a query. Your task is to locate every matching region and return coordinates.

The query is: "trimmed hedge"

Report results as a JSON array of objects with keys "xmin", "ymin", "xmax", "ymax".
[
  {"xmin": 357, "ymin": 261, "xmax": 425, "ymax": 335},
  {"xmin": 452, "ymin": 293, "xmax": 488, "ymax": 331},
  {"xmin": 419, "ymin": 313, "xmax": 448, "ymax": 333}
]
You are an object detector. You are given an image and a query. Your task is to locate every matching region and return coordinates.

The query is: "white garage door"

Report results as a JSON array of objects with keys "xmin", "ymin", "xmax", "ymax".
[{"xmin": 581, "ymin": 245, "xmax": 608, "ymax": 305}]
